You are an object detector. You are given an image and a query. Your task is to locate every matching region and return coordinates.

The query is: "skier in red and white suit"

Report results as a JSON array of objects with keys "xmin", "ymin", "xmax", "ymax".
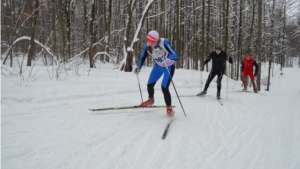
[{"xmin": 241, "ymin": 52, "xmax": 259, "ymax": 93}]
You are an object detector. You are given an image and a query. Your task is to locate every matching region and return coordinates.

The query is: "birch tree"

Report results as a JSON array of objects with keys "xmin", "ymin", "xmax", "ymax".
[{"xmin": 121, "ymin": 0, "xmax": 155, "ymax": 72}]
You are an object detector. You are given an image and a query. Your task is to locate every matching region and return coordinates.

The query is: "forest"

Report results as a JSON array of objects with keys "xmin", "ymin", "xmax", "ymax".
[{"xmin": 1, "ymin": 0, "xmax": 300, "ymax": 90}]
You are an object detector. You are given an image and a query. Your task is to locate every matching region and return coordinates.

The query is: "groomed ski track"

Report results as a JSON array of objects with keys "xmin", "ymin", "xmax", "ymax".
[{"xmin": 2, "ymin": 66, "xmax": 300, "ymax": 169}]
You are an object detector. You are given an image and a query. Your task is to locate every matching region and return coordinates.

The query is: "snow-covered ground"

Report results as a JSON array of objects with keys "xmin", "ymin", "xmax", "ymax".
[{"xmin": 1, "ymin": 60, "xmax": 300, "ymax": 169}]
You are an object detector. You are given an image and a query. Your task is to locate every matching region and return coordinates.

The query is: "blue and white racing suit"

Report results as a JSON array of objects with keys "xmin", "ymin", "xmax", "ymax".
[{"xmin": 137, "ymin": 38, "xmax": 178, "ymax": 106}]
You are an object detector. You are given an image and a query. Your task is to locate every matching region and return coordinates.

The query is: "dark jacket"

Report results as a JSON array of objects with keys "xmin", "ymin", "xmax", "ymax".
[{"xmin": 204, "ymin": 51, "xmax": 233, "ymax": 71}]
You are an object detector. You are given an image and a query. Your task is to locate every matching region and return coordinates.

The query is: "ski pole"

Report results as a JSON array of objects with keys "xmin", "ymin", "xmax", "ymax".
[
  {"xmin": 232, "ymin": 79, "xmax": 239, "ymax": 89},
  {"xmin": 136, "ymin": 74, "xmax": 143, "ymax": 102},
  {"xmin": 147, "ymin": 50, "xmax": 187, "ymax": 117},
  {"xmin": 226, "ymin": 64, "xmax": 229, "ymax": 99},
  {"xmin": 200, "ymin": 63, "xmax": 203, "ymax": 91},
  {"xmin": 164, "ymin": 63, "xmax": 187, "ymax": 117}
]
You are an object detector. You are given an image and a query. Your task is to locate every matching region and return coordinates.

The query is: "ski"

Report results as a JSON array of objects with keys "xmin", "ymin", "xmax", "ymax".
[
  {"xmin": 217, "ymin": 99, "xmax": 223, "ymax": 106},
  {"xmin": 178, "ymin": 94, "xmax": 211, "ymax": 97},
  {"xmin": 162, "ymin": 118, "xmax": 174, "ymax": 139},
  {"xmin": 89, "ymin": 105, "xmax": 174, "ymax": 111},
  {"xmin": 231, "ymin": 90, "xmax": 267, "ymax": 96}
]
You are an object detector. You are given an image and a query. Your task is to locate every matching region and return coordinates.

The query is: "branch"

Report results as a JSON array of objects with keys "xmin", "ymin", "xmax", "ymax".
[{"xmin": 2, "ymin": 36, "xmax": 59, "ymax": 64}]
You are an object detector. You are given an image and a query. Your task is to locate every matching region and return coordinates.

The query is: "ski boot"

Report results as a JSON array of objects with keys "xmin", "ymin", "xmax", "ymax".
[
  {"xmin": 166, "ymin": 106, "xmax": 174, "ymax": 117},
  {"xmin": 140, "ymin": 97, "xmax": 154, "ymax": 107},
  {"xmin": 242, "ymin": 87, "xmax": 247, "ymax": 91},
  {"xmin": 197, "ymin": 90, "xmax": 207, "ymax": 96},
  {"xmin": 216, "ymin": 92, "xmax": 221, "ymax": 99},
  {"xmin": 254, "ymin": 88, "xmax": 258, "ymax": 93}
]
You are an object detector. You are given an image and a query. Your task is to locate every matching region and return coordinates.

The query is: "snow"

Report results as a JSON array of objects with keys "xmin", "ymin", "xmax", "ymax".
[{"xmin": 1, "ymin": 60, "xmax": 300, "ymax": 169}]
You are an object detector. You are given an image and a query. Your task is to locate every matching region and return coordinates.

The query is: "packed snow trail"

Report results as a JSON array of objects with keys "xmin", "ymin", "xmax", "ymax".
[{"xmin": 2, "ymin": 65, "xmax": 300, "ymax": 169}]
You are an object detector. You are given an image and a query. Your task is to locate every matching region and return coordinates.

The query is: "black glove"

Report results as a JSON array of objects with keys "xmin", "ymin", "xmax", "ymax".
[
  {"xmin": 254, "ymin": 73, "xmax": 257, "ymax": 77},
  {"xmin": 229, "ymin": 57, "xmax": 233, "ymax": 64},
  {"xmin": 134, "ymin": 67, "xmax": 140, "ymax": 75}
]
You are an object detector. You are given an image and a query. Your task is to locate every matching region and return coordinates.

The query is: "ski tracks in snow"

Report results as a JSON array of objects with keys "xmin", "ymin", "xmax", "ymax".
[{"xmin": 2, "ymin": 68, "xmax": 300, "ymax": 169}]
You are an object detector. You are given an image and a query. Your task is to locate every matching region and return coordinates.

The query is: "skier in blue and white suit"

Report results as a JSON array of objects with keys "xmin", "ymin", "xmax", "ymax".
[{"xmin": 134, "ymin": 30, "xmax": 178, "ymax": 117}]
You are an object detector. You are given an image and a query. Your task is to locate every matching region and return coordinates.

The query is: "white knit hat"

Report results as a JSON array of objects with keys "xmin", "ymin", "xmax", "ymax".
[{"xmin": 147, "ymin": 30, "xmax": 159, "ymax": 43}]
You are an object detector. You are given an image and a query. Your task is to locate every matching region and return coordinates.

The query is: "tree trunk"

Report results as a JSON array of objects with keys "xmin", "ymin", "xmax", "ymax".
[
  {"xmin": 51, "ymin": 0, "xmax": 57, "ymax": 64},
  {"xmin": 89, "ymin": 0, "xmax": 96, "ymax": 68},
  {"xmin": 205, "ymin": 0, "xmax": 211, "ymax": 66},
  {"xmin": 237, "ymin": 0, "xmax": 243, "ymax": 80},
  {"xmin": 267, "ymin": 0, "xmax": 276, "ymax": 91},
  {"xmin": 175, "ymin": 0, "xmax": 180, "ymax": 69},
  {"xmin": 82, "ymin": 0, "xmax": 87, "ymax": 60},
  {"xmin": 231, "ymin": 0, "xmax": 238, "ymax": 79},
  {"xmin": 27, "ymin": 0, "xmax": 39, "ymax": 66},
  {"xmin": 123, "ymin": 0, "xmax": 137, "ymax": 72},
  {"xmin": 65, "ymin": 0, "xmax": 71, "ymax": 59},
  {"xmin": 159, "ymin": 0, "xmax": 164, "ymax": 37},
  {"xmin": 281, "ymin": 0, "xmax": 287, "ymax": 71},
  {"xmin": 201, "ymin": 0, "xmax": 205, "ymax": 71},
  {"xmin": 247, "ymin": 1, "xmax": 256, "ymax": 50},
  {"xmin": 58, "ymin": 0, "xmax": 66, "ymax": 63},
  {"xmin": 9, "ymin": 0, "xmax": 15, "ymax": 67},
  {"xmin": 105, "ymin": 0, "xmax": 112, "ymax": 62},
  {"xmin": 257, "ymin": 0, "xmax": 263, "ymax": 91},
  {"xmin": 193, "ymin": 0, "xmax": 198, "ymax": 70},
  {"xmin": 224, "ymin": 0, "xmax": 229, "ymax": 75}
]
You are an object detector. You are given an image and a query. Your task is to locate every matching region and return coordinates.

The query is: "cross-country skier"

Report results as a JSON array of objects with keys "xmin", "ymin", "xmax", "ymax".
[
  {"xmin": 134, "ymin": 30, "xmax": 178, "ymax": 117},
  {"xmin": 241, "ymin": 52, "xmax": 259, "ymax": 93},
  {"xmin": 198, "ymin": 44, "xmax": 233, "ymax": 99}
]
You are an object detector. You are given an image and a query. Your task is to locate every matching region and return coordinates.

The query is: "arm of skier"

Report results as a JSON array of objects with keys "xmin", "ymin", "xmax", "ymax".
[
  {"xmin": 226, "ymin": 55, "xmax": 233, "ymax": 64},
  {"xmin": 241, "ymin": 61, "xmax": 244, "ymax": 73},
  {"xmin": 163, "ymin": 40, "xmax": 178, "ymax": 60},
  {"xmin": 253, "ymin": 60, "xmax": 259, "ymax": 76},
  {"xmin": 203, "ymin": 52, "xmax": 213, "ymax": 65},
  {"xmin": 137, "ymin": 45, "xmax": 149, "ymax": 68}
]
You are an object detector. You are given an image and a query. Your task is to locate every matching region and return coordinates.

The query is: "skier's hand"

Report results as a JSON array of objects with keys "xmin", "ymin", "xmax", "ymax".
[
  {"xmin": 229, "ymin": 57, "xmax": 233, "ymax": 64},
  {"xmin": 134, "ymin": 67, "xmax": 140, "ymax": 75},
  {"xmin": 254, "ymin": 73, "xmax": 257, "ymax": 77}
]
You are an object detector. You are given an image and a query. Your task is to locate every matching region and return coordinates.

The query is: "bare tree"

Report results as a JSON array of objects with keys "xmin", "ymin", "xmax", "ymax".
[
  {"xmin": 27, "ymin": 0, "xmax": 39, "ymax": 66},
  {"xmin": 201, "ymin": 0, "xmax": 205, "ymax": 71},
  {"xmin": 247, "ymin": 0, "xmax": 256, "ymax": 50},
  {"xmin": 267, "ymin": 0, "xmax": 276, "ymax": 91},
  {"xmin": 51, "ymin": 0, "xmax": 57, "ymax": 63},
  {"xmin": 257, "ymin": 0, "xmax": 263, "ymax": 91},
  {"xmin": 1, "ymin": 0, "xmax": 299, "ymax": 79},
  {"xmin": 57, "ymin": 0, "xmax": 66, "ymax": 63},
  {"xmin": 193, "ymin": 0, "xmax": 198, "ymax": 70},
  {"xmin": 88, "ymin": 0, "xmax": 96, "ymax": 68},
  {"xmin": 280, "ymin": 0, "xmax": 287, "ymax": 71},
  {"xmin": 236, "ymin": 0, "xmax": 244, "ymax": 80},
  {"xmin": 121, "ymin": 0, "xmax": 154, "ymax": 72},
  {"xmin": 102, "ymin": 0, "xmax": 112, "ymax": 63}
]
